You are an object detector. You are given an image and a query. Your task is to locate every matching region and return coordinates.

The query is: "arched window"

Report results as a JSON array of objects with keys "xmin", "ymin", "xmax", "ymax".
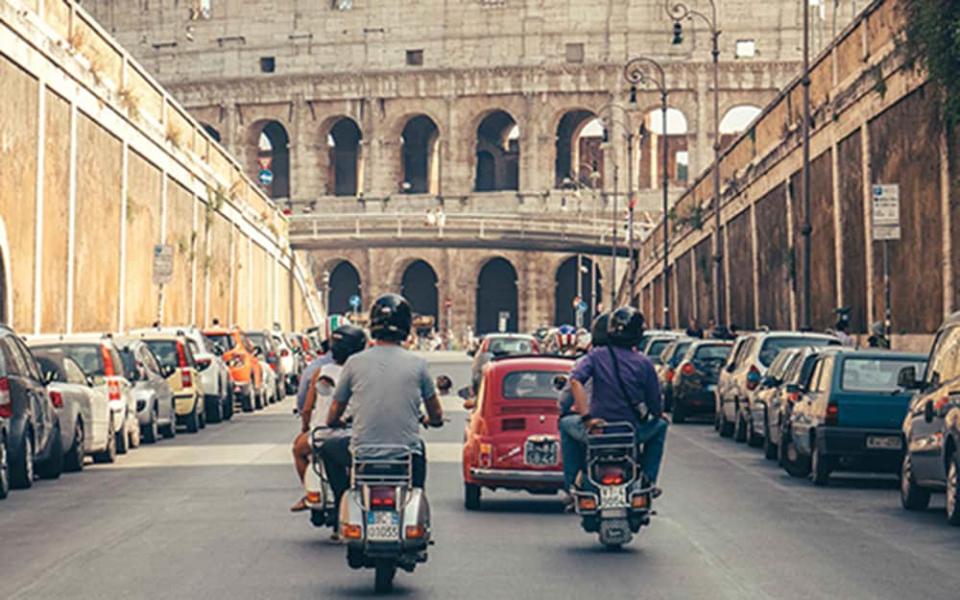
[
  {"xmin": 327, "ymin": 118, "xmax": 362, "ymax": 197},
  {"xmin": 638, "ymin": 107, "xmax": 689, "ymax": 189},
  {"xmin": 253, "ymin": 120, "xmax": 290, "ymax": 199},
  {"xmin": 400, "ymin": 260, "xmax": 439, "ymax": 322},
  {"xmin": 719, "ymin": 105, "xmax": 762, "ymax": 150},
  {"xmin": 555, "ymin": 110, "xmax": 603, "ymax": 189},
  {"xmin": 326, "ymin": 261, "xmax": 362, "ymax": 315},
  {"xmin": 400, "ymin": 116, "xmax": 440, "ymax": 194},
  {"xmin": 554, "ymin": 256, "xmax": 602, "ymax": 327},
  {"xmin": 474, "ymin": 111, "xmax": 519, "ymax": 192},
  {"xmin": 476, "ymin": 258, "xmax": 519, "ymax": 334}
]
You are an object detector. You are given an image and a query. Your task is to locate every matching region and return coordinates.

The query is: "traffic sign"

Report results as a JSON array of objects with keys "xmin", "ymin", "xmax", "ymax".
[
  {"xmin": 349, "ymin": 294, "xmax": 361, "ymax": 309},
  {"xmin": 258, "ymin": 169, "xmax": 274, "ymax": 186},
  {"xmin": 577, "ymin": 300, "xmax": 588, "ymax": 314},
  {"xmin": 152, "ymin": 244, "xmax": 174, "ymax": 285},
  {"xmin": 871, "ymin": 184, "xmax": 901, "ymax": 241}
]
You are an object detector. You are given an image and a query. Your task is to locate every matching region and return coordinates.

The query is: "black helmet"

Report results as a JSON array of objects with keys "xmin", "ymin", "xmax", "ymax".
[
  {"xmin": 607, "ymin": 307, "xmax": 645, "ymax": 348},
  {"xmin": 369, "ymin": 293, "xmax": 412, "ymax": 342},
  {"xmin": 590, "ymin": 313, "xmax": 611, "ymax": 348},
  {"xmin": 330, "ymin": 325, "xmax": 367, "ymax": 364}
]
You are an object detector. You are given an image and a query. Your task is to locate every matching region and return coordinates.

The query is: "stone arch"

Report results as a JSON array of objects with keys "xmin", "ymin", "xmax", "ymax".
[
  {"xmin": 200, "ymin": 122, "xmax": 221, "ymax": 143},
  {"xmin": 554, "ymin": 255, "xmax": 603, "ymax": 327},
  {"xmin": 0, "ymin": 216, "xmax": 10, "ymax": 325},
  {"xmin": 399, "ymin": 114, "xmax": 441, "ymax": 194},
  {"xmin": 400, "ymin": 259, "xmax": 439, "ymax": 322},
  {"xmin": 638, "ymin": 106, "xmax": 690, "ymax": 189},
  {"xmin": 475, "ymin": 257, "xmax": 519, "ymax": 334},
  {"xmin": 327, "ymin": 260, "xmax": 362, "ymax": 316},
  {"xmin": 247, "ymin": 119, "xmax": 290, "ymax": 199},
  {"xmin": 554, "ymin": 108, "xmax": 604, "ymax": 189},
  {"xmin": 323, "ymin": 116, "xmax": 363, "ymax": 197},
  {"xmin": 719, "ymin": 104, "xmax": 763, "ymax": 149},
  {"xmin": 474, "ymin": 109, "xmax": 519, "ymax": 192}
]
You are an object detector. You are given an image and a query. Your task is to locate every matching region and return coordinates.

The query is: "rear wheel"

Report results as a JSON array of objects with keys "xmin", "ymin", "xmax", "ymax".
[
  {"xmin": 763, "ymin": 422, "xmax": 778, "ymax": 460},
  {"xmin": 10, "ymin": 433, "xmax": 34, "ymax": 489},
  {"xmin": 733, "ymin": 408, "xmax": 747, "ymax": 443},
  {"xmin": 780, "ymin": 429, "xmax": 811, "ymax": 478},
  {"xmin": 115, "ymin": 420, "xmax": 129, "ymax": 455},
  {"xmin": 198, "ymin": 404, "xmax": 207, "ymax": 429},
  {"xmin": 464, "ymin": 482, "xmax": 481, "ymax": 510},
  {"xmin": 206, "ymin": 394, "xmax": 222, "ymax": 424},
  {"xmin": 241, "ymin": 392, "xmax": 254, "ymax": 413},
  {"xmin": 223, "ymin": 389, "xmax": 234, "ymax": 421},
  {"xmin": 310, "ymin": 509, "xmax": 325, "ymax": 528},
  {"xmin": 0, "ymin": 434, "xmax": 8, "ymax": 499},
  {"xmin": 143, "ymin": 409, "xmax": 159, "ymax": 444},
  {"xmin": 64, "ymin": 419, "xmax": 85, "ymax": 472},
  {"xmin": 37, "ymin": 426, "xmax": 63, "ymax": 480},
  {"xmin": 94, "ymin": 421, "xmax": 117, "ymax": 463},
  {"xmin": 900, "ymin": 454, "xmax": 931, "ymax": 511},
  {"xmin": 946, "ymin": 452, "xmax": 960, "ymax": 526},
  {"xmin": 185, "ymin": 407, "xmax": 200, "ymax": 433},
  {"xmin": 718, "ymin": 404, "xmax": 734, "ymax": 438},
  {"xmin": 374, "ymin": 560, "xmax": 397, "ymax": 593},
  {"xmin": 810, "ymin": 444, "xmax": 831, "ymax": 487}
]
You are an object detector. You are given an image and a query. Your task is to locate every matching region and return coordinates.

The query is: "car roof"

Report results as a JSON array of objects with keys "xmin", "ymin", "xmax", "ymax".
[
  {"xmin": 820, "ymin": 348, "xmax": 927, "ymax": 361},
  {"xmin": 750, "ymin": 331, "xmax": 838, "ymax": 340},
  {"xmin": 130, "ymin": 331, "xmax": 185, "ymax": 341},
  {"xmin": 26, "ymin": 334, "xmax": 113, "ymax": 346},
  {"xmin": 485, "ymin": 356, "xmax": 573, "ymax": 376}
]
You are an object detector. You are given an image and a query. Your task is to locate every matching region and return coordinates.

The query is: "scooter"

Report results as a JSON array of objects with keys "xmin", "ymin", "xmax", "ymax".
[
  {"xmin": 338, "ymin": 444, "xmax": 432, "ymax": 593},
  {"xmin": 304, "ymin": 427, "xmax": 339, "ymax": 529},
  {"xmin": 573, "ymin": 422, "xmax": 654, "ymax": 549}
]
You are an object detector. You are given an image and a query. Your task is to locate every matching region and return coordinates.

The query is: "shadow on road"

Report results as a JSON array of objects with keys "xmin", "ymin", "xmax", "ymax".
[
  {"xmin": 437, "ymin": 496, "xmax": 566, "ymax": 514},
  {"xmin": 322, "ymin": 582, "xmax": 420, "ymax": 599}
]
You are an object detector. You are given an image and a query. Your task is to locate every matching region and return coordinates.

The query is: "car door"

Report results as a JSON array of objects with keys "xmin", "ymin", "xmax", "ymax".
[
  {"xmin": 11, "ymin": 338, "xmax": 52, "ymax": 451},
  {"xmin": 910, "ymin": 326, "xmax": 960, "ymax": 480},
  {"xmin": 792, "ymin": 356, "xmax": 830, "ymax": 455}
]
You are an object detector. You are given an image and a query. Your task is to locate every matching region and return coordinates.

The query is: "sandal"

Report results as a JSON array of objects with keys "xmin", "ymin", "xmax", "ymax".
[{"xmin": 290, "ymin": 497, "xmax": 309, "ymax": 512}]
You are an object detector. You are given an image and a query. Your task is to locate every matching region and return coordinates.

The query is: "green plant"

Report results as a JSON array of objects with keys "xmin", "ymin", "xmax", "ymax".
[
  {"xmin": 672, "ymin": 203, "xmax": 706, "ymax": 233},
  {"xmin": 868, "ymin": 64, "xmax": 888, "ymax": 99},
  {"xmin": 902, "ymin": 1, "xmax": 960, "ymax": 124}
]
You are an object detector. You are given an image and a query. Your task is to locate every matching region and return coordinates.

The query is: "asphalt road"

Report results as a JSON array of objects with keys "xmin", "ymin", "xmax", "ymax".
[{"xmin": 1, "ymin": 354, "xmax": 959, "ymax": 599}]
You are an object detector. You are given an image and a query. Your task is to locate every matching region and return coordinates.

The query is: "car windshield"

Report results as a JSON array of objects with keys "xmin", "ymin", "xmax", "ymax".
[
  {"xmin": 667, "ymin": 342, "xmax": 692, "ymax": 367},
  {"xmin": 54, "ymin": 344, "xmax": 105, "ymax": 377},
  {"xmin": 488, "ymin": 338, "xmax": 532, "ymax": 355},
  {"xmin": 840, "ymin": 357, "xmax": 927, "ymax": 393},
  {"xmin": 118, "ymin": 349, "xmax": 139, "ymax": 380},
  {"xmin": 34, "ymin": 355, "xmax": 65, "ymax": 382},
  {"xmin": 206, "ymin": 333, "xmax": 233, "ymax": 354},
  {"xmin": 144, "ymin": 341, "xmax": 179, "ymax": 370},
  {"xmin": 758, "ymin": 337, "xmax": 837, "ymax": 367},
  {"xmin": 647, "ymin": 340, "xmax": 671, "ymax": 360},
  {"xmin": 694, "ymin": 345, "xmax": 731, "ymax": 361},
  {"xmin": 501, "ymin": 370, "xmax": 563, "ymax": 400},
  {"xmin": 246, "ymin": 332, "xmax": 268, "ymax": 351}
]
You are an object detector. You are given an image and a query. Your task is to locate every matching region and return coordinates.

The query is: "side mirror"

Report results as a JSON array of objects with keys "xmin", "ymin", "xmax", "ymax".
[
  {"xmin": 897, "ymin": 366, "xmax": 922, "ymax": 391},
  {"xmin": 43, "ymin": 370, "xmax": 56, "ymax": 385},
  {"xmin": 784, "ymin": 383, "xmax": 800, "ymax": 397},
  {"xmin": 553, "ymin": 374, "xmax": 569, "ymax": 391},
  {"xmin": 457, "ymin": 386, "xmax": 472, "ymax": 401},
  {"xmin": 86, "ymin": 375, "xmax": 96, "ymax": 387}
]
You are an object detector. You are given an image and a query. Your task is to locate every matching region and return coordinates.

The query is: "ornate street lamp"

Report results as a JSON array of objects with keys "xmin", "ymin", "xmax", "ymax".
[
  {"xmin": 666, "ymin": 0, "xmax": 723, "ymax": 330},
  {"xmin": 624, "ymin": 57, "xmax": 671, "ymax": 329}
]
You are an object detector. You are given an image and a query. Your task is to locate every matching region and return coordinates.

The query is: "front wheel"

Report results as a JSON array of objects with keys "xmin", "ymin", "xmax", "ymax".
[
  {"xmin": 746, "ymin": 414, "xmax": 763, "ymax": 448},
  {"xmin": 374, "ymin": 560, "xmax": 397, "ymax": 593},
  {"xmin": 37, "ymin": 426, "xmax": 63, "ymax": 480},
  {"xmin": 733, "ymin": 408, "xmax": 748, "ymax": 443},
  {"xmin": 185, "ymin": 407, "xmax": 200, "ymax": 434},
  {"xmin": 946, "ymin": 452, "xmax": 960, "ymax": 526},
  {"xmin": 64, "ymin": 420, "xmax": 85, "ymax": 472},
  {"xmin": 115, "ymin": 420, "xmax": 129, "ymax": 455},
  {"xmin": 464, "ymin": 482, "xmax": 481, "ymax": 510},
  {"xmin": 10, "ymin": 433, "xmax": 34, "ymax": 489},
  {"xmin": 810, "ymin": 444, "xmax": 831, "ymax": 487},
  {"xmin": 143, "ymin": 410, "xmax": 159, "ymax": 444},
  {"xmin": 780, "ymin": 429, "xmax": 811, "ymax": 478},
  {"xmin": 763, "ymin": 423, "xmax": 778, "ymax": 460},
  {"xmin": 901, "ymin": 454, "xmax": 931, "ymax": 511},
  {"xmin": 0, "ymin": 434, "xmax": 9, "ymax": 499},
  {"xmin": 94, "ymin": 421, "xmax": 117, "ymax": 463},
  {"xmin": 718, "ymin": 404, "xmax": 734, "ymax": 438}
]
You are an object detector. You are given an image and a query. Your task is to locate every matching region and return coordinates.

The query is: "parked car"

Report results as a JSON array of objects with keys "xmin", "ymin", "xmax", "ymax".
[
  {"xmin": 246, "ymin": 330, "xmax": 284, "ymax": 402},
  {"xmin": 655, "ymin": 338, "xmax": 693, "ymax": 413},
  {"xmin": 272, "ymin": 331, "xmax": 300, "ymax": 395},
  {"xmin": 899, "ymin": 312, "xmax": 960, "ymax": 524},
  {"xmin": 638, "ymin": 330, "xmax": 680, "ymax": 357},
  {"xmin": 136, "ymin": 332, "xmax": 205, "ymax": 433},
  {"xmin": 718, "ymin": 331, "xmax": 839, "ymax": 444},
  {"xmin": 469, "ymin": 334, "xmax": 539, "ymax": 395},
  {"xmin": 753, "ymin": 347, "xmax": 817, "ymax": 460},
  {"xmin": 779, "ymin": 349, "xmax": 926, "ymax": 485},
  {"xmin": 1, "ymin": 326, "xmax": 64, "ymax": 490},
  {"xmin": 670, "ymin": 340, "xmax": 733, "ymax": 424},
  {"xmin": 31, "ymin": 348, "xmax": 115, "ymax": 468},
  {"xmin": 203, "ymin": 327, "xmax": 264, "ymax": 412},
  {"xmin": 716, "ymin": 335, "xmax": 752, "ymax": 434},
  {"xmin": 259, "ymin": 355, "xmax": 278, "ymax": 406},
  {"xmin": 461, "ymin": 355, "xmax": 571, "ymax": 510},
  {"xmin": 747, "ymin": 348, "xmax": 804, "ymax": 450},
  {"xmin": 641, "ymin": 334, "xmax": 682, "ymax": 366},
  {"xmin": 134, "ymin": 327, "xmax": 232, "ymax": 423},
  {"xmin": 116, "ymin": 339, "xmax": 177, "ymax": 442},
  {"xmin": 29, "ymin": 334, "xmax": 139, "ymax": 454}
]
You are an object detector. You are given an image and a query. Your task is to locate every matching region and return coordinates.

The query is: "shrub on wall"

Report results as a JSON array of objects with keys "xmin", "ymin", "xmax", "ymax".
[{"xmin": 903, "ymin": 1, "xmax": 960, "ymax": 124}]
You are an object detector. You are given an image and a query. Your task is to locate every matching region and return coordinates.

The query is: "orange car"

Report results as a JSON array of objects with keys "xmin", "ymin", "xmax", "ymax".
[{"xmin": 202, "ymin": 327, "xmax": 264, "ymax": 413}]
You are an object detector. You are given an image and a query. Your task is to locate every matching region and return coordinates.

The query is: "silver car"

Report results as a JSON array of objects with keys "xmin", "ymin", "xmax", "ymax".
[{"xmin": 117, "ymin": 339, "xmax": 177, "ymax": 442}]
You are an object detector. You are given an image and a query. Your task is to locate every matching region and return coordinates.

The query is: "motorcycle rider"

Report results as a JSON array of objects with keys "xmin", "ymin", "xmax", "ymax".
[
  {"xmin": 569, "ymin": 307, "xmax": 668, "ymax": 495},
  {"xmin": 323, "ymin": 294, "xmax": 444, "ymax": 524},
  {"xmin": 290, "ymin": 325, "xmax": 367, "ymax": 512}
]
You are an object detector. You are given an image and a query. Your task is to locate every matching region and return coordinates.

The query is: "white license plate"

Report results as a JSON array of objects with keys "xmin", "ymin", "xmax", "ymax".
[
  {"xmin": 599, "ymin": 485, "xmax": 627, "ymax": 509},
  {"xmin": 866, "ymin": 435, "xmax": 902, "ymax": 450},
  {"xmin": 366, "ymin": 511, "xmax": 400, "ymax": 541}
]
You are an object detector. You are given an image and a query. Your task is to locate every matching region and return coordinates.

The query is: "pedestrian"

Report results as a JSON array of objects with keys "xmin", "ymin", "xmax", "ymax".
[
  {"xmin": 867, "ymin": 321, "xmax": 890, "ymax": 349},
  {"xmin": 426, "ymin": 208, "xmax": 437, "ymax": 226},
  {"xmin": 835, "ymin": 318, "xmax": 855, "ymax": 347},
  {"xmin": 685, "ymin": 318, "xmax": 703, "ymax": 339}
]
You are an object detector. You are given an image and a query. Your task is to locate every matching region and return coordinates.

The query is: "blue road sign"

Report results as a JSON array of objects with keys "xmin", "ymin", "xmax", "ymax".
[
  {"xmin": 349, "ymin": 294, "xmax": 361, "ymax": 309},
  {"xmin": 577, "ymin": 300, "xmax": 588, "ymax": 314},
  {"xmin": 258, "ymin": 169, "xmax": 274, "ymax": 186}
]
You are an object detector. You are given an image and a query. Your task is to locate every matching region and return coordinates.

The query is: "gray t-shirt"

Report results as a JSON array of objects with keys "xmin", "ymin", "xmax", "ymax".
[{"xmin": 333, "ymin": 344, "xmax": 436, "ymax": 457}]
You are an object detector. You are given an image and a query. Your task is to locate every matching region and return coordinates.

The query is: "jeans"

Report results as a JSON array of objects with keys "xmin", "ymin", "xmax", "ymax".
[
  {"xmin": 558, "ymin": 415, "xmax": 669, "ymax": 489},
  {"xmin": 559, "ymin": 414, "xmax": 588, "ymax": 491}
]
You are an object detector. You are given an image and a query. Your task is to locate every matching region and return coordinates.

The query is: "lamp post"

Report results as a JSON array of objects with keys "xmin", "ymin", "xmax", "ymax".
[
  {"xmin": 624, "ymin": 56, "xmax": 670, "ymax": 329},
  {"xmin": 666, "ymin": 0, "xmax": 722, "ymax": 330},
  {"xmin": 800, "ymin": 0, "xmax": 813, "ymax": 331},
  {"xmin": 597, "ymin": 102, "xmax": 636, "ymax": 311}
]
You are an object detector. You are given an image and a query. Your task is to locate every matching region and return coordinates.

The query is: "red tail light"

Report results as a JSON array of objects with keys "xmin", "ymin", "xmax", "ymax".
[
  {"xmin": 108, "ymin": 380, "xmax": 122, "ymax": 402},
  {"xmin": 101, "ymin": 345, "xmax": 116, "ymax": 377},
  {"xmin": 280, "ymin": 349, "xmax": 290, "ymax": 357},
  {"xmin": 746, "ymin": 365, "xmax": 761, "ymax": 391},
  {"xmin": 599, "ymin": 466, "xmax": 625, "ymax": 486},
  {"xmin": 826, "ymin": 402, "xmax": 839, "ymax": 426},
  {"xmin": 665, "ymin": 368, "xmax": 675, "ymax": 383},
  {"xmin": 787, "ymin": 391, "xmax": 800, "ymax": 403},
  {"xmin": 0, "ymin": 377, "xmax": 11, "ymax": 418},
  {"xmin": 681, "ymin": 363, "xmax": 696, "ymax": 377},
  {"xmin": 478, "ymin": 442, "xmax": 493, "ymax": 468},
  {"xmin": 176, "ymin": 341, "xmax": 188, "ymax": 368},
  {"xmin": 268, "ymin": 351, "xmax": 277, "ymax": 359},
  {"xmin": 50, "ymin": 390, "xmax": 63, "ymax": 409},
  {"xmin": 370, "ymin": 487, "xmax": 396, "ymax": 509},
  {"xmin": 181, "ymin": 369, "xmax": 193, "ymax": 388}
]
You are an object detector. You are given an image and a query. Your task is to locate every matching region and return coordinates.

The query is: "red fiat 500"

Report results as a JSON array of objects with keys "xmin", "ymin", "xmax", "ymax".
[{"xmin": 461, "ymin": 356, "xmax": 573, "ymax": 510}]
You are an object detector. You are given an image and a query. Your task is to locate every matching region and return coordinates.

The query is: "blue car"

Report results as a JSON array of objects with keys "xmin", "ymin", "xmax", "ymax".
[{"xmin": 779, "ymin": 349, "xmax": 927, "ymax": 486}]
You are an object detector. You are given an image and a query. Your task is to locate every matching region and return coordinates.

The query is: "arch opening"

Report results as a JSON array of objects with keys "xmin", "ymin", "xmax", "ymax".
[
  {"xmin": 638, "ymin": 107, "xmax": 689, "ymax": 189},
  {"xmin": 474, "ymin": 111, "xmax": 519, "ymax": 192},
  {"xmin": 327, "ymin": 118, "xmax": 362, "ymax": 197},
  {"xmin": 475, "ymin": 258, "xmax": 519, "ymax": 334},
  {"xmin": 401, "ymin": 260, "xmax": 439, "ymax": 324},
  {"xmin": 554, "ymin": 256, "xmax": 602, "ymax": 328},
  {"xmin": 555, "ymin": 110, "xmax": 603, "ymax": 189},
  {"xmin": 255, "ymin": 120, "xmax": 290, "ymax": 199},
  {"xmin": 327, "ymin": 261, "xmax": 362, "ymax": 316},
  {"xmin": 719, "ymin": 105, "xmax": 763, "ymax": 150},
  {"xmin": 401, "ymin": 116, "xmax": 440, "ymax": 194}
]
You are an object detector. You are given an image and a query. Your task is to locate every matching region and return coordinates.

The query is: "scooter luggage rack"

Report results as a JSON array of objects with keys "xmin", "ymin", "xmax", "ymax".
[
  {"xmin": 351, "ymin": 444, "xmax": 414, "ymax": 487},
  {"xmin": 586, "ymin": 421, "xmax": 637, "ymax": 462}
]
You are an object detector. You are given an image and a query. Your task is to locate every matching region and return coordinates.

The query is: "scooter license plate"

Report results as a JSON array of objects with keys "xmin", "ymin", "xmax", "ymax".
[
  {"xmin": 366, "ymin": 512, "xmax": 400, "ymax": 541},
  {"xmin": 600, "ymin": 485, "xmax": 627, "ymax": 509}
]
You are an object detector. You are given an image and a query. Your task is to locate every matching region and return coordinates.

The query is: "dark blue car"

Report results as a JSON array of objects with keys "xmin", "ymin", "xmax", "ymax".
[{"xmin": 779, "ymin": 349, "xmax": 926, "ymax": 486}]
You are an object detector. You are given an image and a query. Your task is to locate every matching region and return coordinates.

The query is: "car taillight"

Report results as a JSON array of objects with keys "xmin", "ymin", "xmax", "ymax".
[
  {"xmin": 0, "ymin": 377, "xmax": 11, "ymax": 418},
  {"xmin": 826, "ymin": 402, "xmax": 839, "ymax": 426},
  {"xmin": 280, "ymin": 349, "xmax": 290, "ymax": 358},
  {"xmin": 370, "ymin": 487, "xmax": 396, "ymax": 509},
  {"xmin": 681, "ymin": 363, "xmax": 696, "ymax": 377},
  {"xmin": 50, "ymin": 390, "xmax": 63, "ymax": 409},
  {"xmin": 746, "ymin": 366, "xmax": 761, "ymax": 391},
  {"xmin": 479, "ymin": 442, "xmax": 493, "ymax": 468},
  {"xmin": 665, "ymin": 368, "xmax": 675, "ymax": 383},
  {"xmin": 787, "ymin": 391, "xmax": 800, "ymax": 403},
  {"xmin": 176, "ymin": 341, "xmax": 188, "ymax": 368},
  {"xmin": 181, "ymin": 369, "xmax": 192, "ymax": 388},
  {"xmin": 108, "ymin": 380, "xmax": 122, "ymax": 402}
]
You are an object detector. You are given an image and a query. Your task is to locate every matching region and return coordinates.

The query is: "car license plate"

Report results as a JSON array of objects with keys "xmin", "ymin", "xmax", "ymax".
[
  {"xmin": 866, "ymin": 435, "xmax": 902, "ymax": 450},
  {"xmin": 524, "ymin": 439, "xmax": 558, "ymax": 466},
  {"xmin": 366, "ymin": 511, "xmax": 399, "ymax": 541},
  {"xmin": 599, "ymin": 485, "xmax": 627, "ymax": 509}
]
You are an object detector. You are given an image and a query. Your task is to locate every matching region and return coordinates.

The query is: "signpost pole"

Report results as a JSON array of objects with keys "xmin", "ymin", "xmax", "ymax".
[{"xmin": 883, "ymin": 240, "xmax": 891, "ymax": 337}]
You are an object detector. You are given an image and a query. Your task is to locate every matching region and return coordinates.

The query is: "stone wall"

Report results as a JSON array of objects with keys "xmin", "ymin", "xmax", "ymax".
[{"xmin": 0, "ymin": 0, "xmax": 320, "ymax": 333}]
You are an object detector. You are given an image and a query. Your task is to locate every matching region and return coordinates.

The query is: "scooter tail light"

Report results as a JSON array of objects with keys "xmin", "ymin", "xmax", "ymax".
[
  {"xmin": 0, "ymin": 377, "xmax": 11, "ymax": 418},
  {"xmin": 369, "ymin": 486, "xmax": 396, "ymax": 509},
  {"xmin": 577, "ymin": 496, "xmax": 597, "ymax": 511},
  {"xmin": 342, "ymin": 524, "xmax": 362, "ymax": 540},
  {"xmin": 305, "ymin": 491, "xmax": 321, "ymax": 504},
  {"xmin": 405, "ymin": 525, "xmax": 425, "ymax": 539}
]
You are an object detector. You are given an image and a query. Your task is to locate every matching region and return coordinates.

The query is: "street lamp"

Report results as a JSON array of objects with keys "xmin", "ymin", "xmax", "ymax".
[
  {"xmin": 596, "ymin": 102, "xmax": 636, "ymax": 310},
  {"xmin": 666, "ymin": 0, "xmax": 723, "ymax": 330},
  {"xmin": 624, "ymin": 56, "xmax": 671, "ymax": 329},
  {"xmin": 800, "ymin": 0, "xmax": 813, "ymax": 331}
]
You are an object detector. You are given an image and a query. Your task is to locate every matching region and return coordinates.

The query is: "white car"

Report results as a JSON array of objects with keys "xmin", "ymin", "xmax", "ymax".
[
  {"xmin": 259, "ymin": 358, "xmax": 278, "ymax": 406},
  {"xmin": 272, "ymin": 331, "xmax": 300, "ymax": 395}
]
